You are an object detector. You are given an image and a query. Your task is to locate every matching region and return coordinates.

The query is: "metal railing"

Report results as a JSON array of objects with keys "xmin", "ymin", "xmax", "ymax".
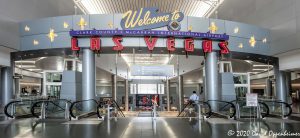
[
  {"xmin": 111, "ymin": 100, "xmax": 125, "ymax": 117},
  {"xmin": 206, "ymin": 100, "xmax": 236, "ymax": 119},
  {"xmin": 31, "ymin": 99, "xmax": 71, "ymax": 119},
  {"xmin": 4, "ymin": 99, "xmax": 39, "ymax": 119},
  {"xmin": 177, "ymin": 101, "xmax": 212, "ymax": 119},
  {"xmin": 235, "ymin": 100, "xmax": 269, "ymax": 119},
  {"xmin": 69, "ymin": 99, "xmax": 101, "ymax": 120},
  {"xmin": 262, "ymin": 100, "xmax": 292, "ymax": 118}
]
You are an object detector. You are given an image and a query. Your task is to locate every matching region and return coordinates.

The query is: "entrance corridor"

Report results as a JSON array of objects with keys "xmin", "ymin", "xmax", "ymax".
[{"xmin": 1, "ymin": 117, "xmax": 300, "ymax": 138}]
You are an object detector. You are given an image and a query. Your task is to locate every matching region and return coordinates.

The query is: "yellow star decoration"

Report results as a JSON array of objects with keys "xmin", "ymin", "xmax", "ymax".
[
  {"xmin": 249, "ymin": 36, "xmax": 256, "ymax": 47},
  {"xmin": 262, "ymin": 38, "xmax": 267, "ymax": 43},
  {"xmin": 108, "ymin": 22, "xmax": 113, "ymax": 28},
  {"xmin": 47, "ymin": 29, "xmax": 57, "ymax": 42},
  {"xmin": 208, "ymin": 22, "xmax": 218, "ymax": 33},
  {"xmin": 238, "ymin": 43, "xmax": 243, "ymax": 48},
  {"xmin": 234, "ymin": 27, "xmax": 239, "ymax": 33},
  {"xmin": 25, "ymin": 25, "xmax": 30, "ymax": 32},
  {"xmin": 77, "ymin": 17, "xmax": 87, "ymax": 30},
  {"xmin": 63, "ymin": 22, "xmax": 69, "ymax": 29},
  {"xmin": 188, "ymin": 25, "xmax": 193, "ymax": 31},
  {"xmin": 33, "ymin": 40, "xmax": 39, "ymax": 46}
]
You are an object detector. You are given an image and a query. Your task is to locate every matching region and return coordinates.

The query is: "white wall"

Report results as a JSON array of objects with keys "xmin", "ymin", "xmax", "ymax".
[
  {"xmin": 217, "ymin": 0, "xmax": 300, "ymax": 71},
  {"xmin": 0, "ymin": 0, "xmax": 78, "ymax": 66},
  {"xmin": 0, "ymin": 47, "xmax": 11, "ymax": 66},
  {"xmin": 278, "ymin": 49, "xmax": 300, "ymax": 71}
]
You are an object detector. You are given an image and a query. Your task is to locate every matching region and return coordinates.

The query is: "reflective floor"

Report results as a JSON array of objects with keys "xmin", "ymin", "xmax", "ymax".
[{"xmin": 1, "ymin": 117, "xmax": 300, "ymax": 138}]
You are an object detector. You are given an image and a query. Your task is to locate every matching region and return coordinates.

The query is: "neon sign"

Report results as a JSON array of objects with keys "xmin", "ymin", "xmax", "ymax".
[{"xmin": 121, "ymin": 7, "xmax": 184, "ymax": 30}]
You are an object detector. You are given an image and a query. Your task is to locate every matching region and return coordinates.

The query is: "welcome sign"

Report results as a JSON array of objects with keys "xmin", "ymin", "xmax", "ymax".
[{"xmin": 121, "ymin": 7, "xmax": 184, "ymax": 30}]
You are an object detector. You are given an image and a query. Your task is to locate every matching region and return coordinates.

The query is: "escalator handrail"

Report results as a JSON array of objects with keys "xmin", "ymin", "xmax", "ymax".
[
  {"xmin": 258, "ymin": 101, "xmax": 270, "ymax": 118},
  {"xmin": 260, "ymin": 100, "xmax": 292, "ymax": 117},
  {"xmin": 69, "ymin": 99, "xmax": 99, "ymax": 119},
  {"xmin": 4, "ymin": 99, "xmax": 39, "ymax": 118},
  {"xmin": 31, "ymin": 99, "xmax": 72, "ymax": 118},
  {"xmin": 112, "ymin": 100, "xmax": 125, "ymax": 117},
  {"xmin": 177, "ymin": 102, "xmax": 192, "ymax": 117},
  {"xmin": 206, "ymin": 100, "xmax": 236, "ymax": 118},
  {"xmin": 235, "ymin": 99, "xmax": 270, "ymax": 118},
  {"xmin": 177, "ymin": 101, "xmax": 212, "ymax": 117},
  {"xmin": 199, "ymin": 101, "xmax": 213, "ymax": 118},
  {"xmin": 219, "ymin": 100, "xmax": 237, "ymax": 112}
]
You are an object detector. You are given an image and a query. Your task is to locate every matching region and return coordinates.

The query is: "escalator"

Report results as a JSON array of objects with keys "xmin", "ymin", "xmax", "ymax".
[
  {"xmin": 98, "ymin": 100, "xmax": 125, "ymax": 118},
  {"xmin": 4, "ymin": 99, "xmax": 40, "ymax": 119},
  {"xmin": 235, "ymin": 99, "xmax": 269, "ymax": 119},
  {"xmin": 206, "ymin": 100, "xmax": 236, "ymax": 119},
  {"xmin": 31, "ymin": 99, "xmax": 71, "ymax": 119},
  {"xmin": 260, "ymin": 100, "xmax": 292, "ymax": 118},
  {"xmin": 177, "ymin": 101, "xmax": 212, "ymax": 118},
  {"xmin": 69, "ymin": 99, "xmax": 101, "ymax": 120}
]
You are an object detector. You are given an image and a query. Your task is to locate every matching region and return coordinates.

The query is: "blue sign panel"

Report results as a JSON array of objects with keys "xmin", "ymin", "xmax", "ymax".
[
  {"xmin": 120, "ymin": 7, "xmax": 184, "ymax": 30},
  {"xmin": 69, "ymin": 30, "xmax": 229, "ymax": 41}
]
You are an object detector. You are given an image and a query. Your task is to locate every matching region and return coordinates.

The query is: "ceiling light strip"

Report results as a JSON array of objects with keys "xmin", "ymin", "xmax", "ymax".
[{"xmin": 205, "ymin": 0, "xmax": 224, "ymax": 18}]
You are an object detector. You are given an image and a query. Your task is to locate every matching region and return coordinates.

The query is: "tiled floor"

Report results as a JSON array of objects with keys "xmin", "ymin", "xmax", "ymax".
[{"xmin": 1, "ymin": 117, "xmax": 300, "ymax": 138}]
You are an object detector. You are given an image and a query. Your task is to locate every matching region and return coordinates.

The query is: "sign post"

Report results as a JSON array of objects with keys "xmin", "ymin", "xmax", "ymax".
[
  {"xmin": 246, "ymin": 93, "xmax": 260, "ymax": 119},
  {"xmin": 246, "ymin": 93, "xmax": 258, "ymax": 107}
]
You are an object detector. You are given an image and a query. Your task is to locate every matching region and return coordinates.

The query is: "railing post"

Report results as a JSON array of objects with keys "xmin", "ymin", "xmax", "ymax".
[
  {"xmin": 282, "ymin": 104, "xmax": 287, "ymax": 119},
  {"xmin": 40, "ymin": 102, "xmax": 45, "ymax": 119},
  {"xmin": 107, "ymin": 104, "xmax": 110, "ymax": 120},
  {"xmin": 65, "ymin": 102, "xmax": 69, "ymax": 119},
  {"xmin": 198, "ymin": 104, "xmax": 202, "ymax": 120},
  {"xmin": 11, "ymin": 104, "xmax": 16, "ymax": 119},
  {"xmin": 257, "ymin": 105, "xmax": 261, "ymax": 119},
  {"xmin": 236, "ymin": 103, "xmax": 240, "ymax": 119},
  {"xmin": 153, "ymin": 105, "xmax": 156, "ymax": 120}
]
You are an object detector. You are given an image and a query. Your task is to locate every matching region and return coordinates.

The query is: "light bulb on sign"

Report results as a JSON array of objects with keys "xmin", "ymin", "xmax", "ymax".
[
  {"xmin": 249, "ymin": 36, "xmax": 256, "ymax": 47},
  {"xmin": 77, "ymin": 17, "xmax": 87, "ymax": 30},
  {"xmin": 33, "ymin": 40, "xmax": 39, "ymax": 45},
  {"xmin": 47, "ymin": 29, "xmax": 58, "ymax": 42},
  {"xmin": 238, "ymin": 43, "xmax": 243, "ymax": 48},
  {"xmin": 208, "ymin": 22, "xmax": 218, "ymax": 33},
  {"xmin": 63, "ymin": 22, "xmax": 69, "ymax": 29},
  {"xmin": 25, "ymin": 25, "xmax": 30, "ymax": 32},
  {"xmin": 262, "ymin": 38, "xmax": 267, "ymax": 43},
  {"xmin": 234, "ymin": 27, "xmax": 239, "ymax": 33}
]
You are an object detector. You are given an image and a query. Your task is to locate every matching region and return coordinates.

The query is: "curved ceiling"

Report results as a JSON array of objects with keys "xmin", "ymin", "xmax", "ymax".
[{"xmin": 74, "ymin": 0, "xmax": 224, "ymax": 17}]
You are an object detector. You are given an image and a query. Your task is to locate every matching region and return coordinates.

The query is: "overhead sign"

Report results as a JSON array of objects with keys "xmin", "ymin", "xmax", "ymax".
[
  {"xmin": 246, "ymin": 93, "xmax": 258, "ymax": 107},
  {"xmin": 131, "ymin": 65, "xmax": 174, "ymax": 76},
  {"xmin": 69, "ymin": 30, "xmax": 229, "ymax": 40},
  {"xmin": 121, "ymin": 7, "xmax": 184, "ymax": 30}
]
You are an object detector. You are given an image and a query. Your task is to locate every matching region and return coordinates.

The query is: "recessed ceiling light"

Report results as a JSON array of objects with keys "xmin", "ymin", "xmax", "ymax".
[{"xmin": 74, "ymin": 0, "xmax": 224, "ymax": 18}]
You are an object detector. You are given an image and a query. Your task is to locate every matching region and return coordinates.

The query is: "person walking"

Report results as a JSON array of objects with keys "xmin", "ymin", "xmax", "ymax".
[{"xmin": 189, "ymin": 91, "xmax": 200, "ymax": 113}]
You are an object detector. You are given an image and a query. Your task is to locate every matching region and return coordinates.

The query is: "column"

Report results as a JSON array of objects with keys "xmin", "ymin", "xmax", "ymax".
[
  {"xmin": 178, "ymin": 75, "xmax": 184, "ymax": 112},
  {"xmin": 205, "ymin": 52, "xmax": 220, "ymax": 111},
  {"xmin": 274, "ymin": 62, "xmax": 287, "ymax": 103},
  {"xmin": 264, "ymin": 79, "xmax": 272, "ymax": 98},
  {"xmin": 166, "ymin": 79, "xmax": 170, "ymax": 111},
  {"xmin": 1, "ymin": 67, "xmax": 13, "ymax": 106},
  {"xmin": 286, "ymin": 72, "xmax": 292, "ymax": 95},
  {"xmin": 125, "ymin": 79, "xmax": 129, "ymax": 111},
  {"xmin": 112, "ymin": 74, "xmax": 117, "ymax": 101},
  {"xmin": 82, "ymin": 49, "xmax": 95, "ymax": 101},
  {"xmin": 15, "ymin": 78, "xmax": 20, "ymax": 99}
]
